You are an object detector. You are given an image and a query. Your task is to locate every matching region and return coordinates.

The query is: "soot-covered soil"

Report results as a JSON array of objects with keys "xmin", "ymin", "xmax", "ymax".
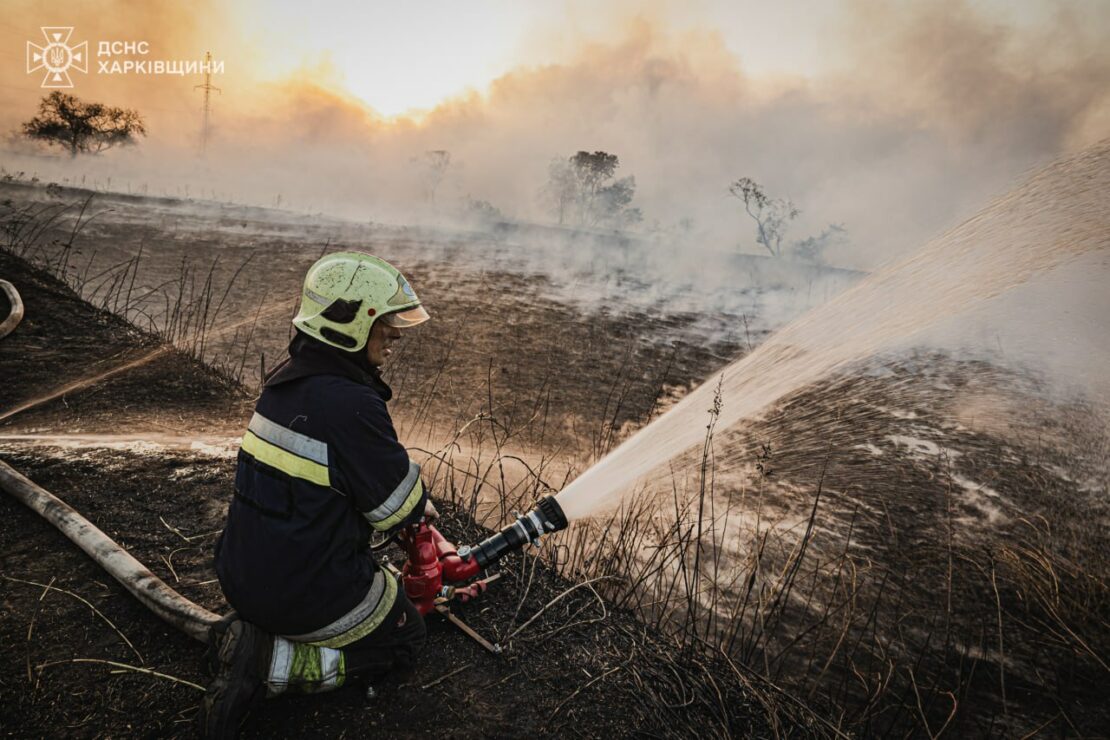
[
  {"xmin": 0, "ymin": 181, "xmax": 752, "ymax": 454},
  {"xmin": 0, "ymin": 248, "xmax": 252, "ymax": 434},
  {"xmin": 0, "ymin": 447, "xmax": 783, "ymax": 738},
  {"xmin": 0, "ymin": 251, "xmax": 806, "ymax": 737},
  {"xmin": 658, "ymin": 358, "xmax": 1110, "ymax": 737}
]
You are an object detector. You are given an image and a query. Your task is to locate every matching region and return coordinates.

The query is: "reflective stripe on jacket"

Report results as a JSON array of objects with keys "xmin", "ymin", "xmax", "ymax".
[{"xmin": 214, "ymin": 335, "xmax": 427, "ymax": 637}]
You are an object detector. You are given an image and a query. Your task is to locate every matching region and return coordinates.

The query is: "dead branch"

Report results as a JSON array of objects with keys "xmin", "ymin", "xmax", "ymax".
[{"xmin": 4, "ymin": 575, "xmax": 143, "ymax": 664}]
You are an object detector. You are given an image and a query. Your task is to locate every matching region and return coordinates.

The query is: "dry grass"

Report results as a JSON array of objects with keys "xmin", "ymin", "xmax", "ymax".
[
  {"xmin": 1, "ymin": 191, "xmax": 269, "ymax": 386},
  {"xmin": 4, "ymin": 185, "xmax": 1106, "ymax": 737},
  {"xmin": 409, "ymin": 350, "xmax": 1109, "ymax": 737}
]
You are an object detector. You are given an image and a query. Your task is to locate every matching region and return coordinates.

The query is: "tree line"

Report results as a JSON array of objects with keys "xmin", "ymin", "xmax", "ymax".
[{"xmin": 16, "ymin": 92, "xmax": 845, "ymax": 263}]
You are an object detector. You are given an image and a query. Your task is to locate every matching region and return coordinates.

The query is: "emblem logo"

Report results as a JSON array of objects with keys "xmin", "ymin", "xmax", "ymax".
[{"xmin": 27, "ymin": 27, "xmax": 88, "ymax": 88}]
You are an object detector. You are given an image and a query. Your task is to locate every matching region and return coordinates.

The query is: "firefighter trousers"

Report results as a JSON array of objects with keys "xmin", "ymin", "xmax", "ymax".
[{"xmin": 265, "ymin": 591, "xmax": 426, "ymax": 695}]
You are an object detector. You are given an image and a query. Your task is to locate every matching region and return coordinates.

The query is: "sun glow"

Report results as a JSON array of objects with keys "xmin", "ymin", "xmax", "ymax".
[
  {"xmin": 235, "ymin": 0, "xmax": 556, "ymax": 117},
  {"xmin": 228, "ymin": 1, "xmax": 853, "ymax": 117}
]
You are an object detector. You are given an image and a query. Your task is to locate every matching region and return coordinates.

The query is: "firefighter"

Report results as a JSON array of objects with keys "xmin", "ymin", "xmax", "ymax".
[{"xmin": 197, "ymin": 252, "xmax": 436, "ymax": 737}]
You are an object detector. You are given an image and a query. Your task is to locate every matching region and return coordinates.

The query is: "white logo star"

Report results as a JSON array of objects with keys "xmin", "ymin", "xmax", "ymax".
[{"xmin": 27, "ymin": 27, "xmax": 88, "ymax": 88}]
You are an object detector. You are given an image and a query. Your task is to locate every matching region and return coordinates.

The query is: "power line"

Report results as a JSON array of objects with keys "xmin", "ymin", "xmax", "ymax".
[{"xmin": 193, "ymin": 50, "xmax": 220, "ymax": 155}]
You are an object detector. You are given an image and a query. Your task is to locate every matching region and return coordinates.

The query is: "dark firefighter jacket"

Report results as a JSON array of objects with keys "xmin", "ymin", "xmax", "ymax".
[{"xmin": 214, "ymin": 332, "xmax": 427, "ymax": 640}]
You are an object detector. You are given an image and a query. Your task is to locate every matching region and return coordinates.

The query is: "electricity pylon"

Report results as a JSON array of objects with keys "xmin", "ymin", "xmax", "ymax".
[{"xmin": 194, "ymin": 51, "xmax": 221, "ymax": 155}]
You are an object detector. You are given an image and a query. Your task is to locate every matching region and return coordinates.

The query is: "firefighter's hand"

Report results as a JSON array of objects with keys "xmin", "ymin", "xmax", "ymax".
[{"xmin": 423, "ymin": 499, "xmax": 439, "ymax": 521}]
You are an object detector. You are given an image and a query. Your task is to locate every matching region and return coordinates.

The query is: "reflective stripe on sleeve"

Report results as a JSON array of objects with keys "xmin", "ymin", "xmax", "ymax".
[
  {"xmin": 362, "ymin": 461, "xmax": 423, "ymax": 531},
  {"xmin": 240, "ymin": 430, "xmax": 330, "ymax": 486}
]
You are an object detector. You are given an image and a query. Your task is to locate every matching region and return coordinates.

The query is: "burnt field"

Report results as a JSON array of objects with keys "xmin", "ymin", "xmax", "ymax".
[
  {"xmin": 0, "ymin": 179, "xmax": 765, "ymax": 453},
  {"xmin": 0, "ymin": 248, "xmax": 813, "ymax": 738},
  {"xmin": 1, "ymin": 179, "xmax": 1108, "ymax": 737},
  {"xmin": 579, "ymin": 355, "xmax": 1110, "ymax": 736}
]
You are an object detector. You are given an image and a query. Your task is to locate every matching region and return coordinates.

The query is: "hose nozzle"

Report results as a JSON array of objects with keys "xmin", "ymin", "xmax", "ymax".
[{"xmin": 458, "ymin": 495, "xmax": 568, "ymax": 568}]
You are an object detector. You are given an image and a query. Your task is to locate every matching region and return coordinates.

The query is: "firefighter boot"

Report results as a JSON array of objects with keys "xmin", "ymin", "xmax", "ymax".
[
  {"xmin": 202, "ymin": 610, "xmax": 239, "ymax": 677},
  {"xmin": 196, "ymin": 619, "xmax": 271, "ymax": 738}
]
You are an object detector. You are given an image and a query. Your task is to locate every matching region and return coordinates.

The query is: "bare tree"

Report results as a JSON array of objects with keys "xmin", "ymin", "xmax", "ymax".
[
  {"xmin": 728, "ymin": 177, "xmax": 799, "ymax": 257},
  {"xmin": 414, "ymin": 149, "xmax": 452, "ymax": 206},
  {"xmin": 22, "ymin": 92, "xmax": 146, "ymax": 158}
]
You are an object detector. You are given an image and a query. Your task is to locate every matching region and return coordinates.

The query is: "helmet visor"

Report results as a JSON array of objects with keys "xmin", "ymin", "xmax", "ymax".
[{"xmin": 380, "ymin": 304, "xmax": 430, "ymax": 328}]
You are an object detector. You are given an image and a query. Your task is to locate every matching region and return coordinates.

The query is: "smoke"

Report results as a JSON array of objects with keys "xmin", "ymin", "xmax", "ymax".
[
  {"xmin": 2, "ymin": 2, "xmax": 1107, "ymax": 267},
  {"xmin": 902, "ymin": 249, "xmax": 1110, "ymax": 414},
  {"xmin": 2, "ymin": 2, "xmax": 1107, "ymax": 269}
]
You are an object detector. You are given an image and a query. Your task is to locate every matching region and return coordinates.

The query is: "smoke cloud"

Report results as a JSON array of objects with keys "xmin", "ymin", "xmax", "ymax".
[{"xmin": 0, "ymin": 0, "xmax": 1107, "ymax": 271}]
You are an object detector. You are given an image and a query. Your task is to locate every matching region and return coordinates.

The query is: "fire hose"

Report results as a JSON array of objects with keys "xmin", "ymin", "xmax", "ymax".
[
  {"xmin": 0, "ymin": 459, "xmax": 221, "ymax": 641},
  {"xmin": 0, "ymin": 280, "xmax": 24, "ymax": 340},
  {"xmin": 0, "ymin": 279, "xmax": 572, "ymax": 645},
  {"xmin": 0, "ymin": 454, "xmax": 568, "ymax": 645},
  {"xmin": 0, "ymin": 283, "xmax": 219, "ymax": 639}
]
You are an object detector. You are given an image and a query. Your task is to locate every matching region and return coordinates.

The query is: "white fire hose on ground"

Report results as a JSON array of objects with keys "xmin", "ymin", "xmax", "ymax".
[
  {"xmin": 0, "ymin": 459, "xmax": 221, "ymax": 642},
  {"xmin": 0, "ymin": 280, "xmax": 220, "ymax": 642},
  {"xmin": 0, "ymin": 280, "xmax": 24, "ymax": 339}
]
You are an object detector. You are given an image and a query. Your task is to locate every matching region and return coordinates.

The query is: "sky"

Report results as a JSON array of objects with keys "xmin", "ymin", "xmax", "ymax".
[
  {"xmin": 239, "ymin": 1, "xmax": 845, "ymax": 117},
  {"xmin": 239, "ymin": 0, "xmax": 1092, "ymax": 116},
  {"xmin": 0, "ymin": 0, "xmax": 1107, "ymax": 268},
  {"xmin": 238, "ymin": 0, "xmax": 1103, "ymax": 116}
]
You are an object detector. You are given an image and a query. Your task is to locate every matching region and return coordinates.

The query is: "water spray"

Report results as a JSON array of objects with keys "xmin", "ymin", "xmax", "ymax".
[
  {"xmin": 0, "ymin": 302, "xmax": 289, "ymax": 424},
  {"xmin": 555, "ymin": 142, "xmax": 1110, "ymax": 521}
]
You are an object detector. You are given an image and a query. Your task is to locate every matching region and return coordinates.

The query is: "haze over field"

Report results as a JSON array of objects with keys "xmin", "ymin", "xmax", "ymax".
[
  {"xmin": 1, "ymin": 0, "xmax": 1108, "ymax": 269},
  {"xmin": 2, "ymin": 4, "xmax": 1109, "ymax": 735}
]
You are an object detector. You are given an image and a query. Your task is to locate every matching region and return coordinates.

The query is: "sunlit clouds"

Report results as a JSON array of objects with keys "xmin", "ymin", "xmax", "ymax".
[{"xmin": 0, "ymin": 1, "xmax": 1106, "ymax": 268}]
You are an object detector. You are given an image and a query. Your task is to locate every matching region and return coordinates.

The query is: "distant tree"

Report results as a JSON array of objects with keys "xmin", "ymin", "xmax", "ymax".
[
  {"xmin": 544, "ymin": 150, "xmax": 639, "ymax": 228},
  {"xmin": 460, "ymin": 195, "xmax": 503, "ymax": 223},
  {"xmin": 728, "ymin": 177, "xmax": 799, "ymax": 257},
  {"xmin": 569, "ymin": 150, "xmax": 618, "ymax": 225},
  {"xmin": 414, "ymin": 149, "xmax": 452, "ymax": 206},
  {"xmin": 790, "ymin": 223, "xmax": 847, "ymax": 265},
  {"xmin": 544, "ymin": 157, "xmax": 576, "ymax": 225},
  {"xmin": 22, "ymin": 91, "xmax": 146, "ymax": 158}
]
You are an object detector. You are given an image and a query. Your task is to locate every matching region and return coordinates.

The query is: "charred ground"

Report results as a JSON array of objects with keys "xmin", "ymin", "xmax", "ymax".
[
  {"xmin": 4, "ymin": 181, "xmax": 1108, "ymax": 738},
  {"xmin": 0, "ymin": 180, "xmax": 755, "ymax": 454},
  {"xmin": 0, "ymin": 249, "xmax": 812, "ymax": 737}
]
